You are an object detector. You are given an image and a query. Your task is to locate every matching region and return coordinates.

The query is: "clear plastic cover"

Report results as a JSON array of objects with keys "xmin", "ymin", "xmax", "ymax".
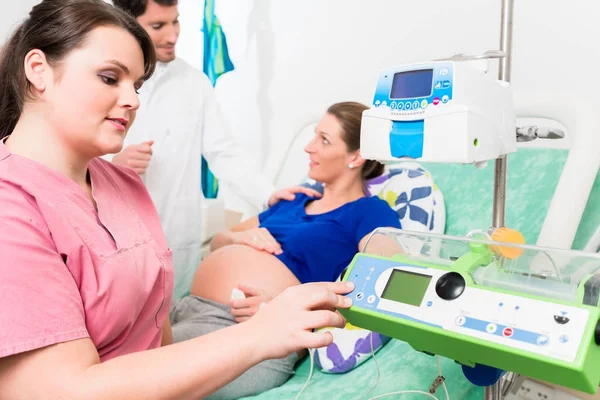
[{"xmin": 362, "ymin": 228, "xmax": 600, "ymax": 304}]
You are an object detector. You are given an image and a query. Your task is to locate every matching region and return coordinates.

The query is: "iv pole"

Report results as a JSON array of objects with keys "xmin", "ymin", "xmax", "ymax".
[
  {"xmin": 492, "ymin": 0, "xmax": 513, "ymax": 229},
  {"xmin": 487, "ymin": 0, "xmax": 518, "ymax": 398}
]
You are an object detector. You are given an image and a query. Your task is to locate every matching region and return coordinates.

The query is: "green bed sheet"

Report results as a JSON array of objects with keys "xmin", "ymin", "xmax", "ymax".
[
  {"xmin": 241, "ymin": 147, "xmax": 600, "ymax": 399},
  {"xmin": 243, "ymin": 339, "xmax": 483, "ymax": 399}
]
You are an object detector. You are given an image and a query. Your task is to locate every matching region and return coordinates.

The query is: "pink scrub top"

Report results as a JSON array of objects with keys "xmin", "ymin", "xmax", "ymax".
[{"xmin": 0, "ymin": 141, "xmax": 174, "ymax": 361}]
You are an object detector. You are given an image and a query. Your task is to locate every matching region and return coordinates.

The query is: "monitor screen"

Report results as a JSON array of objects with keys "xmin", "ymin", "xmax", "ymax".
[
  {"xmin": 381, "ymin": 269, "xmax": 432, "ymax": 306},
  {"xmin": 390, "ymin": 69, "xmax": 434, "ymax": 99}
]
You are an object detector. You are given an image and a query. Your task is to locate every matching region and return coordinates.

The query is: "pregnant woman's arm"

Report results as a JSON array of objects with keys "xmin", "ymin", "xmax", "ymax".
[{"xmin": 211, "ymin": 216, "xmax": 282, "ymax": 255}]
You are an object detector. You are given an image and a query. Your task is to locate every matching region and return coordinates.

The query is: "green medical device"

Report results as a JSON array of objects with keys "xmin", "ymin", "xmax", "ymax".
[{"xmin": 339, "ymin": 229, "xmax": 600, "ymax": 393}]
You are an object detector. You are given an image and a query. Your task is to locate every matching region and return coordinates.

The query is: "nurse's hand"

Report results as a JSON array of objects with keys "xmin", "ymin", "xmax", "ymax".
[
  {"xmin": 112, "ymin": 140, "xmax": 154, "ymax": 175},
  {"xmin": 267, "ymin": 186, "xmax": 322, "ymax": 207},
  {"xmin": 230, "ymin": 284, "xmax": 273, "ymax": 323},
  {"xmin": 232, "ymin": 227, "xmax": 282, "ymax": 255},
  {"xmin": 246, "ymin": 281, "xmax": 354, "ymax": 360}
]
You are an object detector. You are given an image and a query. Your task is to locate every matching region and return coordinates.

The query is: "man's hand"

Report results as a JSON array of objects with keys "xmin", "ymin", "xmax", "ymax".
[
  {"xmin": 112, "ymin": 140, "xmax": 154, "ymax": 175},
  {"xmin": 268, "ymin": 186, "xmax": 322, "ymax": 207}
]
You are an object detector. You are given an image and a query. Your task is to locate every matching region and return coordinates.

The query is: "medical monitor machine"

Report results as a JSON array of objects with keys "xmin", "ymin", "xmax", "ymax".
[
  {"xmin": 359, "ymin": 58, "xmax": 516, "ymax": 166},
  {"xmin": 339, "ymin": 18, "xmax": 600, "ymax": 400}
]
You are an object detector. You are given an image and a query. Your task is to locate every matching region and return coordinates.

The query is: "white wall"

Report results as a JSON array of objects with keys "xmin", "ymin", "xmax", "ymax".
[
  {"xmin": 176, "ymin": 0, "xmax": 599, "ymax": 190},
  {"xmin": 6, "ymin": 1, "xmax": 598, "ymax": 219},
  {"xmin": 0, "ymin": 1, "xmax": 39, "ymax": 43}
]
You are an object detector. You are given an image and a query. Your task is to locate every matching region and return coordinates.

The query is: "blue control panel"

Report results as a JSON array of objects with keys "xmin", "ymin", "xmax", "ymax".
[
  {"xmin": 345, "ymin": 254, "xmax": 587, "ymax": 362},
  {"xmin": 372, "ymin": 62, "xmax": 454, "ymax": 112}
]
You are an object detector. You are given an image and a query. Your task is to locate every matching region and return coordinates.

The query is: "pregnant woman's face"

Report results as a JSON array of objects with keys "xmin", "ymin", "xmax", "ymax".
[{"xmin": 304, "ymin": 113, "xmax": 356, "ymax": 184}]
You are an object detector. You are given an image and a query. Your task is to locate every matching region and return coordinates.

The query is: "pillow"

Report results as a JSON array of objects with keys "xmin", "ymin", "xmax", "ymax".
[
  {"xmin": 378, "ymin": 162, "xmax": 446, "ymax": 234},
  {"xmin": 314, "ymin": 322, "xmax": 391, "ymax": 373},
  {"xmin": 307, "ymin": 162, "xmax": 446, "ymax": 374}
]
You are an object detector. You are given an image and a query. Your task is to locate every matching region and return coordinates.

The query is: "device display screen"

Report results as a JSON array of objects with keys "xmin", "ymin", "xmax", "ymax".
[
  {"xmin": 381, "ymin": 269, "xmax": 432, "ymax": 306},
  {"xmin": 390, "ymin": 69, "xmax": 434, "ymax": 99}
]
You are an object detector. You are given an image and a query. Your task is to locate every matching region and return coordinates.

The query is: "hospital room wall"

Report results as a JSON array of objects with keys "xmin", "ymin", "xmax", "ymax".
[
  {"xmin": 174, "ymin": 0, "xmax": 598, "ymax": 190},
  {"xmin": 3, "ymin": 1, "xmax": 597, "ymax": 214},
  {"xmin": 1, "ymin": 1, "xmax": 40, "ymax": 43}
]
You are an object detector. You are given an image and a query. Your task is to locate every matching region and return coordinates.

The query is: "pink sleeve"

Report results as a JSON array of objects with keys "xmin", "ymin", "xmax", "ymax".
[{"xmin": 0, "ymin": 185, "xmax": 89, "ymax": 359}]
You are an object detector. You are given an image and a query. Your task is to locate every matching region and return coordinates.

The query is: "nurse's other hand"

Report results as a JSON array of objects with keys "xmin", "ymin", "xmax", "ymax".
[
  {"xmin": 232, "ymin": 227, "xmax": 282, "ymax": 255},
  {"xmin": 230, "ymin": 284, "xmax": 273, "ymax": 323},
  {"xmin": 246, "ymin": 281, "xmax": 354, "ymax": 360},
  {"xmin": 112, "ymin": 140, "xmax": 154, "ymax": 175},
  {"xmin": 267, "ymin": 186, "xmax": 322, "ymax": 207}
]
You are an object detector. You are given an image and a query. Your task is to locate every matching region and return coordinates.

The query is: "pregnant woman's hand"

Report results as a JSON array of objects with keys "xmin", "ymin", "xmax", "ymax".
[
  {"xmin": 230, "ymin": 284, "xmax": 273, "ymax": 323},
  {"xmin": 232, "ymin": 228, "xmax": 282, "ymax": 255}
]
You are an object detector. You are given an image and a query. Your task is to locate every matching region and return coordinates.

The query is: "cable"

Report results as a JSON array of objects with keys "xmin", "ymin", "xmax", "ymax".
[
  {"xmin": 362, "ymin": 332, "xmax": 450, "ymax": 400},
  {"xmin": 368, "ymin": 390, "xmax": 439, "ymax": 399},
  {"xmin": 437, "ymin": 356, "xmax": 450, "ymax": 400},
  {"xmin": 295, "ymin": 335, "xmax": 450, "ymax": 400},
  {"xmin": 361, "ymin": 332, "xmax": 381, "ymax": 399},
  {"xmin": 294, "ymin": 348, "xmax": 315, "ymax": 400}
]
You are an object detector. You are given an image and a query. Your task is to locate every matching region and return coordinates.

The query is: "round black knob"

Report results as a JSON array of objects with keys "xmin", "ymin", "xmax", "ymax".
[{"xmin": 435, "ymin": 272, "xmax": 466, "ymax": 300}]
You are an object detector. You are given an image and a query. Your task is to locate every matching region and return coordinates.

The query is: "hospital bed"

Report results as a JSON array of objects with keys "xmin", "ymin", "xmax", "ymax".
[{"xmin": 237, "ymin": 93, "xmax": 600, "ymax": 399}]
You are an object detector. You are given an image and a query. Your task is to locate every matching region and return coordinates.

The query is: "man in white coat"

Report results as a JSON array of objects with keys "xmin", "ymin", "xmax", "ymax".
[{"xmin": 111, "ymin": 0, "xmax": 319, "ymax": 299}]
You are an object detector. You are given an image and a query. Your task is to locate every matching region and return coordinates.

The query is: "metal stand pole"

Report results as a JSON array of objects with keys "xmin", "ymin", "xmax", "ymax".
[
  {"xmin": 492, "ymin": 0, "xmax": 514, "ymax": 230},
  {"xmin": 488, "ymin": 0, "xmax": 515, "ymax": 398},
  {"xmin": 485, "ymin": 381, "xmax": 501, "ymax": 400}
]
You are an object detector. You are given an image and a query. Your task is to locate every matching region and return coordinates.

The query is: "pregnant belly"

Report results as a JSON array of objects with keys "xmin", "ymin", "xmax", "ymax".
[{"xmin": 190, "ymin": 244, "xmax": 301, "ymax": 305}]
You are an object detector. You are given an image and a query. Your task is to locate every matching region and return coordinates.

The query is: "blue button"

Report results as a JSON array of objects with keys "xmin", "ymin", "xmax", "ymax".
[
  {"xmin": 426, "ymin": 301, "xmax": 433, "ymax": 307},
  {"xmin": 434, "ymin": 81, "xmax": 442, "ymax": 89},
  {"xmin": 405, "ymin": 102, "xmax": 413, "ymax": 110},
  {"xmin": 442, "ymin": 80, "xmax": 451, "ymax": 88},
  {"xmin": 537, "ymin": 335, "xmax": 549, "ymax": 346},
  {"xmin": 498, "ymin": 302, "xmax": 504, "ymax": 307},
  {"xmin": 560, "ymin": 335, "xmax": 569, "ymax": 344},
  {"xmin": 355, "ymin": 292, "xmax": 364, "ymax": 300}
]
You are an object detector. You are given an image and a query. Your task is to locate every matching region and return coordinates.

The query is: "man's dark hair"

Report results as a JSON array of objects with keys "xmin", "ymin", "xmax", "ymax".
[{"xmin": 113, "ymin": 0, "xmax": 178, "ymax": 18}]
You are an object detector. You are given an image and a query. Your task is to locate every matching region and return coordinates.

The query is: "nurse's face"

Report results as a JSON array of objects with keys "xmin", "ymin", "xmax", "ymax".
[
  {"xmin": 36, "ymin": 26, "xmax": 145, "ymax": 158},
  {"xmin": 304, "ymin": 113, "xmax": 360, "ymax": 184},
  {"xmin": 136, "ymin": 1, "xmax": 180, "ymax": 63}
]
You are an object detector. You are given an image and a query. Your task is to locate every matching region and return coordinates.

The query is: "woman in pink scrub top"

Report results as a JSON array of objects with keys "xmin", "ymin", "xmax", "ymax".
[{"xmin": 0, "ymin": 1, "xmax": 353, "ymax": 398}]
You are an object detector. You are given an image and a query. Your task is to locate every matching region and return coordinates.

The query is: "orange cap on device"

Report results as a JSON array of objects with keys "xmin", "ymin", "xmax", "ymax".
[{"xmin": 490, "ymin": 227, "xmax": 525, "ymax": 259}]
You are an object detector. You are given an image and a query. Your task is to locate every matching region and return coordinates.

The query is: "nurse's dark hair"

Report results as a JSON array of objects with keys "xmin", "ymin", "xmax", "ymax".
[
  {"xmin": 327, "ymin": 102, "xmax": 385, "ymax": 181},
  {"xmin": 112, "ymin": 0, "xmax": 178, "ymax": 18},
  {"xmin": 0, "ymin": 0, "xmax": 156, "ymax": 140}
]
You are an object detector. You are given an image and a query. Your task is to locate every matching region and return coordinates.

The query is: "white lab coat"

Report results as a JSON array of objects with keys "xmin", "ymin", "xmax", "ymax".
[{"xmin": 117, "ymin": 59, "xmax": 275, "ymax": 299}]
